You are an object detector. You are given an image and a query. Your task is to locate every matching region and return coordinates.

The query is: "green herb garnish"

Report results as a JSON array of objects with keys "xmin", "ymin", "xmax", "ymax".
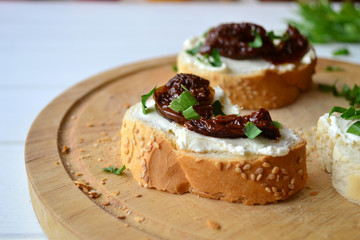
[
  {"xmin": 186, "ymin": 43, "xmax": 202, "ymax": 56},
  {"xmin": 333, "ymin": 48, "xmax": 350, "ymax": 56},
  {"xmin": 244, "ymin": 122, "xmax": 262, "ymax": 139},
  {"xmin": 169, "ymin": 86, "xmax": 198, "ymax": 112},
  {"xmin": 267, "ymin": 31, "xmax": 290, "ymax": 42},
  {"xmin": 319, "ymin": 81, "xmax": 360, "ymax": 107},
  {"xmin": 101, "ymin": 165, "xmax": 126, "ymax": 175},
  {"xmin": 347, "ymin": 121, "xmax": 360, "ymax": 136},
  {"xmin": 273, "ymin": 121, "xmax": 282, "ymax": 129},
  {"xmin": 182, "ymin": 106, "xmax": 201, "ymax": 120},
  {"xmin": 212, "ymin": 100, "xmax": 225, "ymax": 116},
  {"xmin": 209, "ymin": 48, "xmax": 222, "ymax": 67},
  {"xmin": 325, "ymin": 65, "xmax": 345, "ymax": 72},
  {"xmin": 249, "ymin": 31, "xmax": 263, "ymax": 48},
  {"xmin": 289, "ymin": 0, "xmax": 360, "ymax": 43},
  {"xmin": 328, "ymin": 105, "xmax": 360, "ymax": 136},
  {"xmin": 141, "ymin": 86, "xmax": 156, "ymax": 114},
  {"xmin": 172, "ymin": 65, "xmax": 178, "ymax": 73}
]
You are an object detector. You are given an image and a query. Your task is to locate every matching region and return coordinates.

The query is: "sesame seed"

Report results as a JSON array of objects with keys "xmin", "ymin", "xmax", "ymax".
[
  {"xmin": 281, "ymin": 168, "xmax": 288, "ymax": 175},
  {"xmin": 140, "ymin": 141, "xmax": 145, "ymax": 147},
  {"xmin": 206, "ymin": 220, "xmax": 221, "ymax": 230},
  {"xmin": 297, "ymin": 169, "xmax": 303, "ymax": 175},
  {"xmin": 215, "ymin": 162, "xmax": 222, "ymax": 170},
  {"xmin": 256, "ymin": 174, "xmax": 263, "ymax": 181},
  {"xmin": 131, "ymin": 139, "xmax": 136, "ymax": 145},
  {"xmin": 282, "ymin": 188, "xmax": 287, "ymax": 196},
  {"xmin": 144, "ymin": 175, "xmax": 149, "ymax": 183},
  {"xmin": 235, "ymin": 163, "xmax": 241, "ymax": 168},
  {"xmin": 265, "ymin": 187, "xmax": 271, "ymax": 193},
  {"xmin": 124, "ymin": 149, "xmax": 129, "ymax": 154},
  {"xmin": 144, "ymin": 183, "xmax": 148, "ymax": 188},
  {"xmin": 272, "ymin": 187, "xmax": 278, "ymax": 193},
  {"xmin": 243, "ymin": 163, "xmax": 251, "ymax": 170},
  {"xmin": 297, "ymin": 157, "xmax": 303, "ymax": 164},
  {"xmin": 274, "ymin": 192, "xmax": 281, "ymax": 197},
  {"xmin": 255, "ymin": 168, "xmax": 263, "ymax": 175},
  {"xmin": 272, "ymin": 166, "xmax": 279, "ymax": 174},
  {"xmin": 235, "ymin": 167, "xmax": 242, "ymax": 173},
  {"xmin": 137, "ymin": 135, "xmax": 144, "ymax": 141},
  {"xmin": 283, "ymin": 175, "xmax": 289, "ymax": 180},
  {"xmin": 136, "ymin": 154, "xmax": 141, "ymax": 159},
  {"xmin": 134, "ymin": 128, "xmax": 139, "ymax": 133},
  {"xmin": 153, "ymin": 142, "xmax": 160, "ymax": 149},
  {"xmin": 290, "ymin": 178, "xmax": 295, "ymax": 185},
  {"xmin": 268, "ymin": 173, "xmax": 275, "ymax": 180},
  {"xmin": 289, "ymin": 184, "xmax": 295, "ymax": 190},
  {"xmin": 225, "ymin": 163, "xmax": 232, "ymax": 170},
  {"xmin": 241, "ymin": 173, "xmax": 247, "ymax": 179},
  {"xmin": 250, "ymin": 173, "xmax": 255, "ymax": 181},
  {"xmin": 263, "ymin": 162, "xmax": 271, "ymax": 168},
  {"xmin": 143, "ymin": 166, "xmax": 147, "ymax": 173},
  {"xmin": 144, "ymin": 146, "xmax": 152, "ymax": 152},
  {"xmin": 150, "ymin": 135, "xmax": 155, "ymax": 141},
  {"xmin": 147, "ymin": 141, "xmax": 152, "ymax": 146}
]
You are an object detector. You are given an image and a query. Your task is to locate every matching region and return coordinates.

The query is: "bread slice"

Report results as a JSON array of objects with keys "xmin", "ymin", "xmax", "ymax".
[
  {"xmin": 317, "ymin": 114, "xmax": 360, "ymax": 205},
  {"xmin": 120, "ymin": 100, "xmax": 307, "ymax": 205},
  {"xmin": 177, "ymin": 38, "xmax": 317, "ymax": 109}
]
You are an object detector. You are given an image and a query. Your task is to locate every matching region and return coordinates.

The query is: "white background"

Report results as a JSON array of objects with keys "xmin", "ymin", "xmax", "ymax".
[{"xmin": 0, "ymin": 2, "xmax": 359, "ymax": 239}]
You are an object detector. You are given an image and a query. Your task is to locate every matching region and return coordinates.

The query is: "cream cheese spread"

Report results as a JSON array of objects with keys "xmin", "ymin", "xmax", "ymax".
[
  {"xmin": 180, "ymin": 36, "xmax": 316, "ymax": 76},
  {"xmin": 318, "ymin": 113, "xmax": 360, "ymax": 146},
  {"xmin": 125, "ymin": 88, "xmax": 300, "ymax": 157}
]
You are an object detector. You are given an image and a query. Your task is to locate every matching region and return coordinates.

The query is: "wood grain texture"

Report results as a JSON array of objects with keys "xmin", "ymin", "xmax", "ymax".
[{"xmin": 25, "ymin": 56, "xmax": 360, "ymax": 240}]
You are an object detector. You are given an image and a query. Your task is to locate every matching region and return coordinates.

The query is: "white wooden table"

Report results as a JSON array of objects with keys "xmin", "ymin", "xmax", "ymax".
[{"xmin": 0, "ymin": 2, "xmax": 359, "ymax": 239}]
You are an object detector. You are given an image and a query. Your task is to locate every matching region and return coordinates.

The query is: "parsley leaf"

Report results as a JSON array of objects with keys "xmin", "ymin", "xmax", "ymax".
[
  {"xmin": 329, "ymin": 106, "xmax": 347, "ymax": 117},
  {"xmin": 172, "ymin": 65, "xmax": 178, "ymax": 73},
  {"xmin": 182, "ymin": 106, "xmax": 201, "ymax": 120},
  {"xmin": 289, "ymin": 0, "xmax": 360, "ymax": 43},
  {"xmin": 169, "ymin": 86, "xmax": 198, "ymax": 113},
  {"xmin": 186, "ymin": 43, "xmax": 202, "ymax": 56},
  {"xmin": 325, "ymin": 65, "xmax": 345, "ymax": 72},
  {"xmin": 333, "ymin": 48, "xmax": 350, "ymax": 56},
  {"xmin": 268, "ymin": 31, "xmax": 290, "ymax": 42},
  {"xmin": 209, "ymin": 48, "xmax": 222, "ymax": 67},
  {"xmin": 347, "ymin": 121, "xmax": 360, "ymax": 136},
  {"xmin": 273, "ymin": 121, "xmax": 282, "ymax": 129},
  {"xmin": 141, "ymin": 86, "xmax": 156, "ymax": 114},
  {"xmin": 101, "ymin": 165, "xmax": 126, "ymax": 175},
  {"xmin": 319, "ymin": 82, "xmax": 360, "ymax": 107},
  {"xmin": 212, "ymin": 100, "xmax": 225, "ymax": 116},
  {"xmin": 340, "ymin": 106, "xmax": 356, "ymax": 120},
  {"xmin": 244, "ymin": 122, "xmax": 262, "ymax": 139},
  {"xmin": 249, "ymin": 31, "xmax": 263, "ymax": 48}
]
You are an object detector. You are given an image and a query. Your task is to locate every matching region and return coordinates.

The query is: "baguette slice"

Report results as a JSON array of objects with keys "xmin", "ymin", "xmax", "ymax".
[
  {"xmin": 177, "ymin": 39, "xmax": 316, "ymax": 109},
  {"xmin": 120, "ymin": 102, "xmax": 307, "ymax": 205},
  {"xmin": 317, "ymin": 114, "xmax": 360, "ymax": 205}
]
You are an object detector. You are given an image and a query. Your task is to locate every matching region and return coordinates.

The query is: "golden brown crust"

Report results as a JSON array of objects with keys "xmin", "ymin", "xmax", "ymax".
[
  {"xmin": 177, "ymin": 52, "xmax": 317, "ymax": 109},
  {"xmin": 120, "ymin": 115, "xmax": 307, "ymax": 205}
]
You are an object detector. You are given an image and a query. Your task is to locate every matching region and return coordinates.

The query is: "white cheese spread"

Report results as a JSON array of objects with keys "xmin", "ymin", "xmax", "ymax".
[
  {"xmin": 125, "ymin": 87, "xmax": 300, "ymax": 157},
  {"xmin": 180, "ymin": 36, "xmax": 316, "ymax": 76}
]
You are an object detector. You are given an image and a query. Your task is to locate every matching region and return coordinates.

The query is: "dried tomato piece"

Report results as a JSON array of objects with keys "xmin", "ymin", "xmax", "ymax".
[
  {"xmin": 154, "ymin": 73, "xmax": 214, "ymax": 124},
  {"xmin": 184, "ymin": 108, "xmax": 280, "ymax": 140},
  {"xmin": 199, "ymin": 23, "xmax": 275, "ymax": 60}
]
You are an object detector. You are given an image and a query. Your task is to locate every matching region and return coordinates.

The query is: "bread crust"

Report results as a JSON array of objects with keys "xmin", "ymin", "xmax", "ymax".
[
  {"xmin": 120, "ymin": 116, "xmax": 307, "ymax": 205},
  {"xmin": 177, "ymin": 52, "xmax": 317, "ymax": 109}
]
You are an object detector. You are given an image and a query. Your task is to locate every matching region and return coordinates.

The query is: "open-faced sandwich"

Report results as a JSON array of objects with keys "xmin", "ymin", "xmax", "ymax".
[
  {"xmin": 177, "ymin": 22, "xmax": 317, "ymax": 109},
  {"xmin": 120, "ymin": 73, "xmax": 307, "ymax": 205},
  {"xmin": 317, "ymin": 106, "xmax": 360, "ymax": 205}
]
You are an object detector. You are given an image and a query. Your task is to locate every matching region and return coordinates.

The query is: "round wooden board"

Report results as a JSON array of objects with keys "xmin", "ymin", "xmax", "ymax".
[{"xmin": 25, "ymin": 56, "xmax": 360, "ymax": 240}]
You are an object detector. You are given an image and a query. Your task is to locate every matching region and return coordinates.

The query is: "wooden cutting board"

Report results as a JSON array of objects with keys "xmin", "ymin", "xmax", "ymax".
[{"xmin": 25, "ymin": 56, "xmax": 360, "ymax": 240}]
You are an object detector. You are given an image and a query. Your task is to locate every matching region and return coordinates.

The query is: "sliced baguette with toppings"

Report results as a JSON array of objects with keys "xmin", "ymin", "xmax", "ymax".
[
  {"xmin": 317, "ymin": 113, "xmax": 360, "ymax": 205},
  {"xmin": 177, "ymin": 23, "xmax": 317, "ymax": 109},
  {"xmin": 119, "ymin": 75, "xmax": 308, "ymax": 205}
]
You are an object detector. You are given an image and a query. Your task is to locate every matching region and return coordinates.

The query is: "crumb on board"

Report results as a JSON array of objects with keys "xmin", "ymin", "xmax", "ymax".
[
  {"xmin": 121, "ymin": 103, "xmax": 131, "ymax": 109},
  {"xmin": 207, "ymin": 220, "xmax": 221, "ymax": 230},
  {"xmin": 73, "ymin": 180, "xmax": 101, "ymax": 198},
  {"xmin": 134, "ymin": 216, "xmax": 145, "ymax": 223},
  {"xmin": 75, "ymin": 172, "xmax": 83, "ymax": 177},
  {"xmin": 71, "ymin": 115, "xmax": 77, "ymax": 120},
  {"xmin": 61, "ymin": 145, "xmax": 70, "ymax": 154},
  {"xmin": 102, "ymin": 201, "xmax": 110, "ymax": 206},
  {"xmin": 310, "ymin": 191, "xmax": 318, "ymax": 196},
  {"xmin": 117, "ymin": 215, "xmax": 126, "ymax": 219},
  {"xmin": 134, "ymin": 194, "xmax": 142, "ymax": 198},
  {"xmin": 124, "ymin": 223, "xmax": 129, "ymax": 228},
  {"xmin": 79, "ymin": 138, "xmax": 84, "ymax": 143},
  {"xmin": 87, "ymin": 123, "xmax": 94, "ymax": 127},
  {"xmin": 55, "ymin": 161, "xmax": 60, "ymax": 165},
  {"xmin": 113, "ymin": 190, "xmax": 120, "ymax": 196}
]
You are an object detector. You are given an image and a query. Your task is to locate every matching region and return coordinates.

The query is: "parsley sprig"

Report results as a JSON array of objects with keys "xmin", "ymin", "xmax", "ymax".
[
  {"xmin": 289, "ymin": 0, "xmax": 360, "ymax": 43},
  {"xmin": 318, "ymin": 81, "xmax": 360, "ymax": 107},
  {"xmin": 329, "ymin": 106, "xmax": 360, "ymax": 136},
  {"xmin": 249, "ymin": 31, "xmax": 263, "ymax": 48},
  {"xmin": 141, "ymin": 86, "xmax": 156, "ymax": 114},
  {"xmin": 169, "ymin": 85, "xmax": 200, "ymax": 120},
  {"xmin": 100, "ymin": 165, "xmax": 126, "ymax": 175}
]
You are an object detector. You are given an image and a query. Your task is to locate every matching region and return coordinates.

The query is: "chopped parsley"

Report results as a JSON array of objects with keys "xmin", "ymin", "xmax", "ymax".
[
  {"xmin": 212, "ymin": 100, "xmax": 225, "ymax": 116},
  {"xmin": 101, "ymin": 165, "xmax": 126, "ymax": 175},
  {"xmin": 186, "ymin": 43, "xmax": 202, "ymax": 56},
  {"xmin": 329, "ymin": 105, "xmax": 360, "ymax": 136},
  {"xmin": 325, "ymin": 65, "xmax": 345, "ymax": 72},
  {"xmin": 249, "ymin": 31, "xmax": 263, "ymax": 48},
  {"xmin": 273, "ymin": 121, "xmax": 282, "ymax": 129},
  {"xmin": 141, "ymin": 86, "xmax": 156, "ymax": 114},
  {"xmin": 333, "ymin": 48, "xmax": 350, "ymax": 56},
  {"xmin": 244, "ymin": 122, "xmax": 262, "ymax": 139},
  {"xmin": 168, "ymin": 85, "xmax": 200, "ymax": 120},
  {"xmin": 318, "ymin": 81, "xmax": 360, "ymax": 107}
]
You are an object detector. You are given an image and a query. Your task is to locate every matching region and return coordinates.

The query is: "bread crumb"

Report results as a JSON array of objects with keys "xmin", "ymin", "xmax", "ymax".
[
  {"xmin": 134, "ymin": 216, "xmax": 145, "ymax": 223},
  {"xmin": 75, "ymin": 172, "xmax": 83, "ymax": 177},
  {"xmin": 87, "ymin": 123, "xmax": 94, "ymax": 127},
  {"xmin": 70, "ymin": 115, "xmax": 76, "ymax": 120},
  {"xmin": 61, "ymin": 145, "xmax": 70, "ymax": 154},
  {"xmin": 55, "ymin": 161, "xmax": 60, "ymax": 165},
  {"xmin": 310, "ymin": 191, "xmax": 318, "ymax": 196},
  {"xmin": 117, "ymin": 215, "xmax": 126, "ymax": 219},
  {"xmin": 134, "ymin": 194, "xmax": 142, "ymax": 198},
  {"xmin": 207, "ymin": 220, "xmax": 221, "ymax": 230},
  {"xmin": 113, "ymin": 190, "xmax": 120, "ymax": 196},
  {"xmin": 102, "ymin": 201, "xmax": 110, "ymax": 206},
  {"xmin": 79, "ymin": 138, "xmax": 84, "ymax": 143},
  {"xmin": 124, "ymin": 223, "xmax": 129, "ymax": 227}
]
